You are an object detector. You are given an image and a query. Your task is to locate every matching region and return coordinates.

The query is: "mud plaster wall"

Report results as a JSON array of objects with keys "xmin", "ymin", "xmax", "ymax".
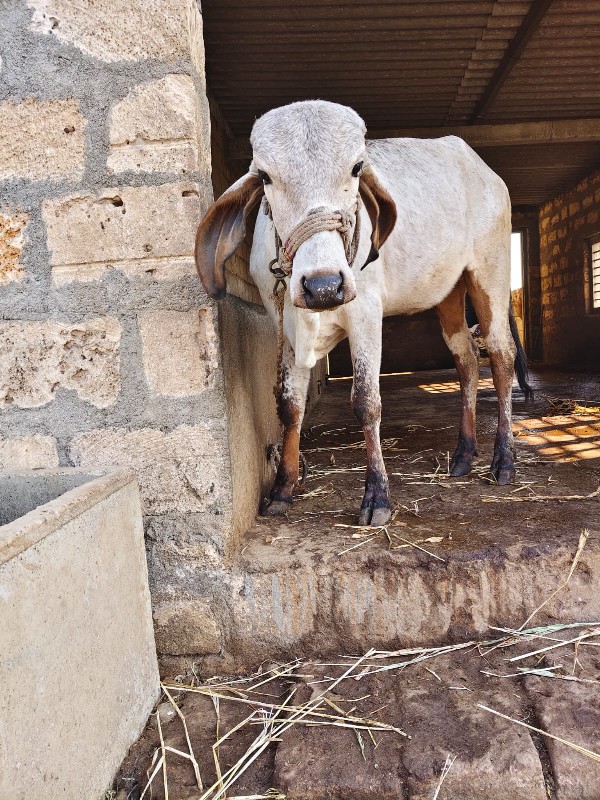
[
  {"xmin": 0, "ymin": 0, "xmax": 270, "ymax": 663},
  {"xmin": 538, "ymin": 168, "xmax": 600, "ymax": 368}
]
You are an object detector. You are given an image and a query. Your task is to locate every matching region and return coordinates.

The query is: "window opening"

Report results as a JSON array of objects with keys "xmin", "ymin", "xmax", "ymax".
[
  {"xmin": 591, "ymin": 236, "xmax": 600, "ymax": 311},
  {"xmin": 510, "ymin": 231, "xmax": 523, "ymax": 291}
]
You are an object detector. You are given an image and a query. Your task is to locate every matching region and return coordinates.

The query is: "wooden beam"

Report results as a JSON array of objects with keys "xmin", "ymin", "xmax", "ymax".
[
  {"xmin": 228, "ymin": 118, "xmax": 600, "ymax": 160},
  {"xmin": 470, "ymin": 0, "xmax": 555, "ymax": 122}
]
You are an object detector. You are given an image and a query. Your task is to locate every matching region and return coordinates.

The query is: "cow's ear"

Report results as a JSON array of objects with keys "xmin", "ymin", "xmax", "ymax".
[
  {"xmin": 195, "ymin": 173, "xmax": 264, "ymax": 299},
  {"xmin": 359, "ymin": 166, "xmax": 397, "ymax": 270}
]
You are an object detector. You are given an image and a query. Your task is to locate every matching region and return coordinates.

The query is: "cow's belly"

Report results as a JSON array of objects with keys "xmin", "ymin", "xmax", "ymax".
[{"xmin": 381, "ymin": 256, "xmax": 468, "ymax": 317}]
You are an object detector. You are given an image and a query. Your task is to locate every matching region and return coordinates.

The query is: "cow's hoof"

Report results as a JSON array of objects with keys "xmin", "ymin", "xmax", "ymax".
[
  {"xmin": 449, "ymin": 456, "xmax": 473, "ymax": 477},
  {"xmin": 489, "ymin": 453, "xmax": 516, "ymax": 485},
  {"xmin": 489, "ymin": 464, "xmax": 516, "ymax": 485},
  {"xmin": 449, "ymin": 439, "xmax": 477, "ymax": 477},
  {"xmin": 261, "ymin": 498, "xmax": 291, "ymax": 517},
  {"xmin": 358, "ymin": 504, "xmax": 392, "ymax": 527}
]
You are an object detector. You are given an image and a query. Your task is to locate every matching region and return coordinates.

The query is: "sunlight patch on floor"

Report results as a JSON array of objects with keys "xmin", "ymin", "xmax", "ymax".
[
  {"xmin": 513, "ymin": 415, "xmax": 600, "ymax": 461},
  {"xmin": 417, "ymin": 378, "xmax": 495, "ymax": 394}
]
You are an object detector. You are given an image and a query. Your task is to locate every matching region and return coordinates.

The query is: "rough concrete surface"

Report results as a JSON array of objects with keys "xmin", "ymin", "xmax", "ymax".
[
  {"xmin": 218, "ymin": 296, "xmax": 282, "ymax": 549},
  {"xmin": 108, "ymin": 74, "xmax": 200, "ymax": 174},
  {"xmin": 27, "ymin": 0, "xmax": 203, "ymax": 63},
  {"xmin": 138, "ymin": 308, "xmax": 219, "ymax": 396},
  {"xmin": 524, "ymin": 673, "xmax": 600, "ymax": 800},
  {"xmin": 0, "ymin": 317, "xmax": 121, "ymax": 409},
  {"xmin": 0, "ymin": 468, "xmax": 159, "ymax": 800},
  {"xmin": 70, "ymin": 423, "xmax": 231, "ymax": 515},
  {"xmin": 0, "ymin": 0, "xmax": 240, "ymax": 664},
  {"xmin": 0, "ymin": 0, "xmax": 273, "ymax": 665},
  {"xmin": 0, "ymin": 434, "xmax": 58, "ymax": 470},
  {"xmin": 0, "ymin": 210, "xmax": 28, "ymax": 284},
  {"xmin": 153, "ymin": 598, "xmax": 222, "ymax": 656},
  {"xmin": 115, "ymin": 631, "xmax": 600, "ymax": 800},
  {"xmin": 0, "ymin": 98, "xmax": 85, "ymax": 181},
  {"xmin": 44, "ymin": 182, "xmax": 203, "ymax": 282},
  {"xmin": 273, "ymin": 662, "xmax": 547, "ymax": 800},
  {"xmin": 159, "ymin": 368, "xmax": 599, "ymax": 672}
]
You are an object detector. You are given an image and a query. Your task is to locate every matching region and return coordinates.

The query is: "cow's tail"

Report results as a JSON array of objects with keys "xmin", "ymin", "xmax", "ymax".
[{"xmin": 509, "ymin": 303, "xmax": 534, "ymax": 401}]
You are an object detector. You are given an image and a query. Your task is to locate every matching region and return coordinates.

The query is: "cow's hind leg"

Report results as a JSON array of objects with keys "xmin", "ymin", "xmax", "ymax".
[
  {"xmin": 465, "ymin": 271, "xmax": 517, "ymax": 484},
  {"xmin": 262, "ymin": 343, "xmax": 311, "ymax": 516},
  {"xmin": 348, "ymin": 320, "xmax": 391, "ymax": 526},
  {"xmin": 436, "ymin": 277, "xmax": 479, "ymax": 476}
]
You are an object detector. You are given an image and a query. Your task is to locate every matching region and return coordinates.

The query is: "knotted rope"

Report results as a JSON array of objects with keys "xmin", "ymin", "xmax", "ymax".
[{"xmin": 263, "ymin": 197, "xmax": 362, "ymax": 408}]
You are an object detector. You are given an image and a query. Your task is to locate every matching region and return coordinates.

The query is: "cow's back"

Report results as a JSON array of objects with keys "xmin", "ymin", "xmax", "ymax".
[{"xmin": 366, "ymin": 137, "xmax": 510, "ymax": 316}]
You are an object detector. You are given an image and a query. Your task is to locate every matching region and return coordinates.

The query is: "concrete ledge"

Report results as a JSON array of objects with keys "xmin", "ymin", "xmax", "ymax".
[
  {"xmin": 224, "ymin": 527, "xmax": 600, "ymax": 668},
  {"xmin": 0, "ymin": 467, "xmax": 136, "ymax": 564},
  {"xmin": 0, "ymin": 468, "xmax": 159, "ymax": 800}
]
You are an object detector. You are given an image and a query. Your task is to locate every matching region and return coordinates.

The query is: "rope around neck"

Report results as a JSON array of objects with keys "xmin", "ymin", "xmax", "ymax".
[{"xmin": 262, "ymin": 197, "xmax": 362, "ymax": 410}]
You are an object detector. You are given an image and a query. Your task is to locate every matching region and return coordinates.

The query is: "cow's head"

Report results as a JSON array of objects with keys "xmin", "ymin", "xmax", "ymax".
[{"xmin": 195, "ymin": 100, "xmax": 397, "ymax": 310}]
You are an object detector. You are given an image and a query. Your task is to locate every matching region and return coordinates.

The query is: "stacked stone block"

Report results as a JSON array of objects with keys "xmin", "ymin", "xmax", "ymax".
[
  {"xmin": 0, "ymin": 0, "xmax": 231, "ymax": 660},
  {"xmin": 538, "ymin": 169, "xmax": 600, "ymax": 366}
]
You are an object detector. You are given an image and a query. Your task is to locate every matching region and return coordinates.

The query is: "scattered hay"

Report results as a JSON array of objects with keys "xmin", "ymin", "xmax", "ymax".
[
  {"xmin": 482, "ymin": 485, "xmax": 600, "ymax": 503},
  {"xmin": 303, "ymin": 437, "xmax": 402, "ymax": 454},
  {"xmin": 295, "ymin": 483, "xmax": 335, "ymax": 500},
  {"xmin": 478, "ymin": 705, "xmax": 600, "ymax": 764},
  {"xmin": 432, "ymin": 754, "xmax": 457, "ymax": 800},
  {"xmin": 545, "ymin": 397, "xmax": 600, "ymax": 416},
  {"xmin": 134, "ymin": 616, "xmax": 600, "ymax": 798},
  {"xmin": 333, "ymin": 518, "xmax": 446, "ymax": 560},
  {"xmin": 519, "ymin": 528, "xmax": 590, "ymax": 630}
]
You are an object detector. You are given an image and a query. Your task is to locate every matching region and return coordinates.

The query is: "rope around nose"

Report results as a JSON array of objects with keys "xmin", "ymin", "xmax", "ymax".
[
  {"xmin": 272, "ymin": 202, "xmax": 361, "ymax": 277},
  {"xmin": 262, "ymin": 196, "xmax": 362, "ymax": 412}
]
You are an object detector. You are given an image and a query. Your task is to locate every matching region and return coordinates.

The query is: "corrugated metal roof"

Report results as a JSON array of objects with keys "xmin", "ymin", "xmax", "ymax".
[{"xmin": 203, "ymin": 0, "xmax": 600, "ymax": 205}]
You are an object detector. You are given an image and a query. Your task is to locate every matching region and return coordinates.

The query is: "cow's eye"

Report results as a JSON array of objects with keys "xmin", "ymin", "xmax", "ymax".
[
  {"xmin": 352, "ymin": 161, "xmax": 364, "ymax": 177},
  {"xmin": 258, "ymin": 169, "xmax": 272, "ymax": 185}
]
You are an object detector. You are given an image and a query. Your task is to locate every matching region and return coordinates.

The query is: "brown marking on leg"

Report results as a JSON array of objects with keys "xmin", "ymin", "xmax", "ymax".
[
  {"xmin": 487, "ymin": 347, "xmax": 517, "ymax": 484},
  {"xmin": 262, "ymin": 394, "xmax": 301, "ymax": 515},
  {"xmin": 464, "ymin": 272, "xmax": 516, "ymax": 484},
  {"xmin": 352, "ymin": 363, "xmax": 391, "ymax": 527},
  {"xmin": 262, "ymin": 355, "xmax": 310, "ymax": 516},
  {"xmin": 437, "ymin": 277, "xmax": 479, "ymax": 477}
]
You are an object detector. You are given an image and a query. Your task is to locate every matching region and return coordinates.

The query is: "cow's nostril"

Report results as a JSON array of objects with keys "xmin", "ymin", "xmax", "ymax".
[
  {"xmin": 302, "ymin": 273, "xmax": 347, "ymax": 309},
  {"xmin": 301, "ymin": 275, "xmax": 312, "ymax": 299}
]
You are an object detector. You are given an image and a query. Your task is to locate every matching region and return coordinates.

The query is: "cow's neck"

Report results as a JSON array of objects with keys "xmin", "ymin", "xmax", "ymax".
[{"xmin": 294, "ymin": 310, "xmax": 321, "ymax": 369}]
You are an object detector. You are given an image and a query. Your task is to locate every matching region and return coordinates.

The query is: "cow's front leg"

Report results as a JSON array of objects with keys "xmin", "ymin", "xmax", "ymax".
[
  {"xmin": 349, "ymin": 329, "xmax": 391, "ymax": 527},
  {"xmin": 262, "ymin": 343, "xmax": 311, "ymax": 516}
]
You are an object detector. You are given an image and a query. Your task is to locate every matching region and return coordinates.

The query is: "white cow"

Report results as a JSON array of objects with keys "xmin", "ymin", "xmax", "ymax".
[{"xmin": 196, "ymin": 100, "xmax": 531, "ymax": 526}]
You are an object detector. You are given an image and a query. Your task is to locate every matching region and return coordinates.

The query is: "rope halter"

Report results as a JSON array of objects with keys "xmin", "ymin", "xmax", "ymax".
[
  {"xmin": 262, "ymin": 195, "xmax": 362, "ymax": 292},
  {"xmin": 262, "ymin": 195, "xmax": 362, "ymax": 409}
]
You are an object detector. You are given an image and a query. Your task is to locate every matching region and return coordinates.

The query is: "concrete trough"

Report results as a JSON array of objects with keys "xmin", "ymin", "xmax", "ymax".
[{"xmin": 0, "ymin": 468, "xmax": 159, "ymax": 800}]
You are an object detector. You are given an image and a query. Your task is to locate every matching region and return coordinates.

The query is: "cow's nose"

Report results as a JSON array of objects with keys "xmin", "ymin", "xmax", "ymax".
[{"xmin": 301, "ymin": 272, "xmax": 345, "ymax": 309}]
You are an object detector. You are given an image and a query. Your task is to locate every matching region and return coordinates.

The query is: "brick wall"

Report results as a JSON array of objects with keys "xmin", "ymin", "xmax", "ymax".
[
  {"xmin": 0, "ymin": 0, "xmax": 232, "ymax": 660},
  {"xmin": 538, "ymin": 170, "xmax": 600, "ymax": 367}
]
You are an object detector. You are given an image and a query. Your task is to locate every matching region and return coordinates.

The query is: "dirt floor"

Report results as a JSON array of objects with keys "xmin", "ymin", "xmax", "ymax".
[
  {"xmin": 255, "ymin": 366, "xmax": 600, "ymax": 547},
  {"xmin": 114, "ymin": 368, "xmax": 600, "ymax": 800},
  {"xmin": 114, "ymin": 625, "xmax": 600, "ymax": 799}
]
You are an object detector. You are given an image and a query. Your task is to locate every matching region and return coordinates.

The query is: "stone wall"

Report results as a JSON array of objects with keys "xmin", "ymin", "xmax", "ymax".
[
  {"xmin": 538, "ymin": 169, "xmax": 600, "ymax": 367},
  {"xmin": 0, "ymin": 0, "xmax": 234, "ymax": 661}
]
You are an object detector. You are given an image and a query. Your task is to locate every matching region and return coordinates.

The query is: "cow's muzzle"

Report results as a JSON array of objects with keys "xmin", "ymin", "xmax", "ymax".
[{"xmin": 301, "ymin": 271, "xmax": 353, "ymax": 309}]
